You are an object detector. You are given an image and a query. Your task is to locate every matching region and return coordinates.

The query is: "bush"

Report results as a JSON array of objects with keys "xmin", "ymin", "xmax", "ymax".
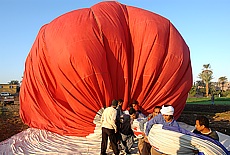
[{"xmin": 221, "ymin": 90, "xmax": 230, "ymax": 97}]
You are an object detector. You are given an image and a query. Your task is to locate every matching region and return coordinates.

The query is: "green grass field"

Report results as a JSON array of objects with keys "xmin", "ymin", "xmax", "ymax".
[{"xmin": 186, "ymin": 97, "xmax": 230, "ymax": 105}]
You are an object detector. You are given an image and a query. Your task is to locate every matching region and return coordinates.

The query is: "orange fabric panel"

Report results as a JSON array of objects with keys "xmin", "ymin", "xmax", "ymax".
[{"xmin": 20, "ymin": 1, "xmax": 192, "ymax": 137}]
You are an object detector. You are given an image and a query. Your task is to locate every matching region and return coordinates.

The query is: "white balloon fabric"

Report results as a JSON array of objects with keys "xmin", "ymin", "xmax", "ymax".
[{"xmin": 148, "ymin": 124, "xmax": 229, "ymax": 155}]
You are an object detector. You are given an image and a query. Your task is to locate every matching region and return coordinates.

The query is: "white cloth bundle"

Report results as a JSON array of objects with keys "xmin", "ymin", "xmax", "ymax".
[{"xmin": 148, "ymin": 124, "xmax": 228, "ymax": 155}]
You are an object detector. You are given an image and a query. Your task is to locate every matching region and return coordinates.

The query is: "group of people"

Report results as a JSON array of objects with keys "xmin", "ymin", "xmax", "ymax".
[
  {"xmin": 100, "ymin": 99, "xmax": 138, "ymax": 155},
  {"xmin": 100, "ymin": 99, "xmax": 219, "ymax": 155}
]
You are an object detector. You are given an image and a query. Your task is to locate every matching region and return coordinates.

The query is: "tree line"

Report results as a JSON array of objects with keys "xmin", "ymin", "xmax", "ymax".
[
  {"xmin": 190, "ymin": 64, "xmax": 230, "ymax": 97},
  {"xmin": 7, "ymin": 66, "xmax": 230, "ymax": 98}
]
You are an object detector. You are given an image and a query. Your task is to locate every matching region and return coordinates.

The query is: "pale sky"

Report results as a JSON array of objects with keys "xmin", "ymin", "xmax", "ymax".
[{"xmin": 0, "ymin": 0, "xmax": 229, "ymax": 84}]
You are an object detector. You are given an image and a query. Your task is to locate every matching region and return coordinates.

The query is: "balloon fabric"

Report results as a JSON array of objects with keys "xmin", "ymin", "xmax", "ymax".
[{"xmin": 20, "ymin": 1, "xmax": 192, "ymax": 137}]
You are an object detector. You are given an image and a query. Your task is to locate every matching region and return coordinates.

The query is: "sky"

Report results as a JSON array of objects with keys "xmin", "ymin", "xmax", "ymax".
[{"xmin": 0, "ymin": 0, "xmax": 229, "ymax": 84}]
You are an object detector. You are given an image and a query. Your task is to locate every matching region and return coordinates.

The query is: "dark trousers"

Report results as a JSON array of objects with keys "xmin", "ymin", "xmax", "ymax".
[
  {"xmin": 101, "ymin": 127, "xmax": 119, "ymax": 155},
  {"xmin": 142, "ymin": 141, "xmax": 162, "ymax": 155},
  {"xmin": 141, "ymin": 141, "xmax": 151, "ymax": 155}
]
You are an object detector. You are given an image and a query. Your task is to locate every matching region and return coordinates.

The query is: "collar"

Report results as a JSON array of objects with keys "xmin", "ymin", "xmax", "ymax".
[{"xmin": 201, "ymin": 128, "xmax": 212, "ymax": 135}]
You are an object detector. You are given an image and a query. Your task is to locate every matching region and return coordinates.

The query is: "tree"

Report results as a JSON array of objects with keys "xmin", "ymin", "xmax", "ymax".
[
  {"xmin": 218, "ymin": 76, "xmax": 228, "ymax": 92},
  {"xmin": 198, "ymin": 64, "xmax": 213, "ymax": 97},
  {"xmin": 195, "ymin": 80, "xmax": 206, "ymax": 96},
  {"xmin": 189, "ymin": 85, "xmax": 197, "ymax": 97},
  {"xmin": 8, "ymin": 80, "xmax": 20, "ymax": 85}
]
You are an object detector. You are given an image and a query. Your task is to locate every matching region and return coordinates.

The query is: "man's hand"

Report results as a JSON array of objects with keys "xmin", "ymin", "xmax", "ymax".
[
  {"xmin": 142, "ymin": 132, "xmax": 149, "ymax": 143},
  {"xmin": 144, "ymin": 135, "xmax": 149, "ymax": 143},
  {"xmin": 141, "ymin": 132, "xmax": 145, "ymax": 137},
  {"xmin": 192, "ymin": 149, "xmax": 199, "ymax": 154}
]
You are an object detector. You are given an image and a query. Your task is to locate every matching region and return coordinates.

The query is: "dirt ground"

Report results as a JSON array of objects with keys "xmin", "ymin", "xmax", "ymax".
[
  {"xmin": 177, "ymin": 104, "xmax": 230, "ymax": 135},
  {"xmin": 0, "ymin": 102, "xmax": 229, "ymax": 142}
]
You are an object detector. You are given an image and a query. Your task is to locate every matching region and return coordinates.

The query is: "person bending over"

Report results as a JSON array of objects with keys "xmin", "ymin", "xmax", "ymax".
[{"xmin": 119, "ymin": 108, "xmax": 137, "ymax": 154}]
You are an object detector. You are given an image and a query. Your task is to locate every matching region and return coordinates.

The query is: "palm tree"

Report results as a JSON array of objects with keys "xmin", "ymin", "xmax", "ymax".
[
  {"xmin": 198, "ymin": 64, "xmax": 213, "ymax": 97},
  {"xmin": 218, "ymin": 76, "xmax": 228, "ymax": 92}
]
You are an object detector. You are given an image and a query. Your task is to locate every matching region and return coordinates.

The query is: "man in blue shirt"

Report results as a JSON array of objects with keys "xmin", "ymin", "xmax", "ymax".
[
  {"xmin": 138, "ymin": 106, "xmax": 161, "ymax": 154},
  {"xmin": 142, "ymin": 105, "xmax": 179, "ymax": 155}
]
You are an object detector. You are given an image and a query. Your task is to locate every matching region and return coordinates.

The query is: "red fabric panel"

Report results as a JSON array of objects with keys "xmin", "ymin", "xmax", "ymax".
[{"xmin": 20, "ymin": 1, "xmax": 192, "ymax": 137}]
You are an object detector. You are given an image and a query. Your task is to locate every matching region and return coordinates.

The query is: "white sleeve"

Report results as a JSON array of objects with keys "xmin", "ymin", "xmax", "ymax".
[{"xmin": 111, "ymin": 110, "xmax": 117, "ymax": 130}]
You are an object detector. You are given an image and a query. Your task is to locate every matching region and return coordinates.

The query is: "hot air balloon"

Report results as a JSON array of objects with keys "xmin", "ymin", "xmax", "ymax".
[{"xmin": 20, "ymin": 1, "xmax": 192, "ymax": 137}]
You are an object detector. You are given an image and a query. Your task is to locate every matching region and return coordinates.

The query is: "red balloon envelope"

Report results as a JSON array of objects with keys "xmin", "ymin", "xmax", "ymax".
[{"xmin": 20, "ymin": 1, "xmax": 192, "ymax": 137}]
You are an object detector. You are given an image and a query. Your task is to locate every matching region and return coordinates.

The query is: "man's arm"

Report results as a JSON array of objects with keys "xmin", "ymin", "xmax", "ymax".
[
  {"xmin": 139, "ymin": 118, "xmax": 148, "ymax": 132},
  {"xmin": 111, "ymin": 110, "xmax": 117, "ymax": 132},
  {"xmin": 145, "ymin": 117, "xmax": 156, "ymax": 136},
  {"xmin": 145, "ymin": 114, "xmax": 165, "ymax": 135},
  {"xmin": 101, "ymin": 110, "xmax": 105, "ymax": 123}
]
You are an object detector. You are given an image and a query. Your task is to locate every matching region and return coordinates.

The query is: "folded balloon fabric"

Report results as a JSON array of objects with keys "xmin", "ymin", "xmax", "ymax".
[{"xmin": 0, "ymin": 122, "xmax": 230, "ymax": 154}]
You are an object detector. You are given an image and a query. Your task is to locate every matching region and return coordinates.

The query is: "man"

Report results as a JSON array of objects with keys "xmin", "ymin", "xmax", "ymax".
[
  {"xmin": 138, "ymin": 106, "xmax": 161, "ymax": 155},
  {"xmin": 101, "ymin": 99, "xmax": 119, "ymax": 155},
  {"xmin": 211, "ymin": 94, "xmax": 215, "ymax": 105},
  {"xmin": 128, "ymin": 100, "xmax": 146, "ymax": 119},
  {"xmin": 193, "ymin": 115, "xmax": 219, "ymax": 141},
  {"xmin": 117, "ymin": 99, "xmax": 124, "ymax": 117},
  {"xmin": 119, "ymin": 108, "xmax": 137, "ymax": 154},
  {"xmin": 142, "ymin": 105, "xmax": 179, "ymax": 155},
  {"xmin": 115, "ymin": 99, "xmax": 124, "ymax": 145},
  {"xmin": 116, "ymin": 99, "xmax": 124, "ymax": 130}
]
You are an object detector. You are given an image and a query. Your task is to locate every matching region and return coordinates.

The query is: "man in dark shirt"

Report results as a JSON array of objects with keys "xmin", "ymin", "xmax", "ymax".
[
  {"xmin": 116, "ymin": 99, "xmax": 124, "ymax": 143},
  {"xmin": 193, "ymin": 115, "xmax": 219, "ymax": 141},
  {"xmin": 119, "ymin": 108, "xmax": 136, "ymax": 154}
]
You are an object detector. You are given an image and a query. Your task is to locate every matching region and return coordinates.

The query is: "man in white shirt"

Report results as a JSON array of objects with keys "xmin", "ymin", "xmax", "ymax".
[{"xmin": 101, "ymin": 99, "xmax": 119, "ymax": 155}]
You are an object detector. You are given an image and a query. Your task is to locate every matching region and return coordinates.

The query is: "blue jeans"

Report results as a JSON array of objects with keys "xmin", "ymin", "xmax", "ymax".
[{"xmin": 120, "ymin": 133, "xmax": 134, "ymax": 153}]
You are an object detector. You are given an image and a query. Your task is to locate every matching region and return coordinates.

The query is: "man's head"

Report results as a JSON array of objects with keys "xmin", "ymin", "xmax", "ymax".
[
  {"xmin": 129, "ymin": 108, "xmax": 137, "ymax": 119},
  {"xmin": 111, "ymin": 99, "xmax": 118, "ymax": 108},
  {"xmin": 195, "ymin": 116, "xmax": 209, "ymax": 132},
  {"xmin": 118, "ymin": 99, "xmax": 123, "ymax": 106},
  {"xmin": 160, "ymin": 105, "xmax": 174, "ymax": 122},
  {"xmin": 152, "ymin": 106, "xmax": 161, "ymax": 117},
  {"xmin": 131, "ymin": 100, "xmax": 138, "ymax": 108}
]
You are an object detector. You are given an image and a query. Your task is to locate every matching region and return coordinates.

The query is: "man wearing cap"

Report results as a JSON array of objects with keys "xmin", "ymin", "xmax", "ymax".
[
  {"xmin": 142, "ymin": 105, "xmax": 180, "ymax": 155},
  {"xmin": 101, "ymin": 99, "xmax": 120, "ymax": 155}
]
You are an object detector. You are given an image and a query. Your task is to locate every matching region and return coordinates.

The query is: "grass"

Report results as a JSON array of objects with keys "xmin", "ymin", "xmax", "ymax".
[{"xmin": 186, "ymin": 97, "xmax": 230, "ymax": 105}]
